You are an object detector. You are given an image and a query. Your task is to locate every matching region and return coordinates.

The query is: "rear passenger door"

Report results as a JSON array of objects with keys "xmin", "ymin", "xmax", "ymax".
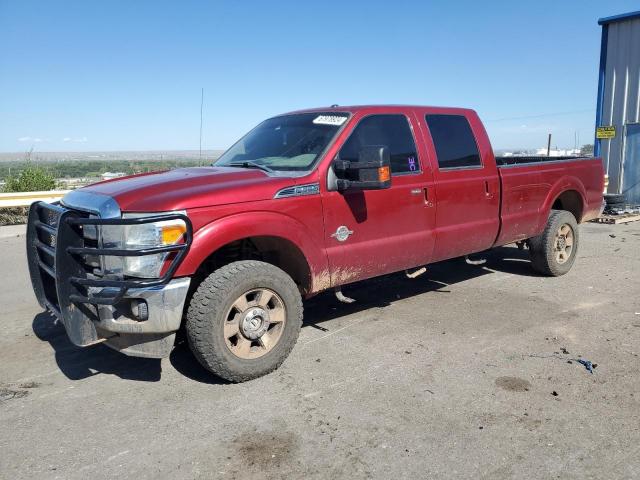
[
  {"xmin": 321, "ymin": 113, "xmax": 436, "ymax": 286},
  {"xmin": 420, "ymin": 113, "xmax": 500, "ymax": 261}
]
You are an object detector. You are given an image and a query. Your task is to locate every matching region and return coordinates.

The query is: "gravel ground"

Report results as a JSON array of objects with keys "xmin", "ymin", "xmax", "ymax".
[
  {"xmin": 0, "ymin": 221, "xmax": 639, "ymax": 479},
  {"xmin": 0, "ymin": 207, "xmax": 28, "ymax": 227}
]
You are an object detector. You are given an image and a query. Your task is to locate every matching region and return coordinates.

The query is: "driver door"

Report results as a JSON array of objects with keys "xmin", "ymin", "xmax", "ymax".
[{"xmin": 320, "ymin": 112, "xmax": 436, "ymax": 287}]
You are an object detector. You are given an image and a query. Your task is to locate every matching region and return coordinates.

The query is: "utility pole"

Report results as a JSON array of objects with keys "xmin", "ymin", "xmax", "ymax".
[
  {"xmin": 199, "ymin": 87, "xmax": 204, "ymax": 166},
  {"xmin": 547, "ymin": 133, "xmax": 552, "ymax": 157}
]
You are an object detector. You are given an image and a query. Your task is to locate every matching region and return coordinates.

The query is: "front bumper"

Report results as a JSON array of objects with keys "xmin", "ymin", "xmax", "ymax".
[
  {"xmin": 26, "ymin": 197, "xmax": 193, "ymax": 358},
  {"xmin": 95, "ymin": 278, "xmax": 191, "ymax": 357}
]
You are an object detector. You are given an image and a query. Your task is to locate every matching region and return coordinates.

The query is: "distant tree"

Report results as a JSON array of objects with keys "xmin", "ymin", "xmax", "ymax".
[
  {"xmin": 580, "ymin": 144, "xmax": 594, "ymax": 156},
  {"xmin": 3, "ymin": 149, "xmax": 57, "ymax": 192}
]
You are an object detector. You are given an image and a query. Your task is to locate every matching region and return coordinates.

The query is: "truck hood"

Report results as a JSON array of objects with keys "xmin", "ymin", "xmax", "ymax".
[{"xmin": 78, "ymin": 166, "xmax": 295, "ymax": 212}]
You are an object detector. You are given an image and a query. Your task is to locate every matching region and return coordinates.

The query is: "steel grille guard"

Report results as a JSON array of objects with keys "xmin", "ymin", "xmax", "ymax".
[{"xmin": 28, "ymin": 201, "xmax": 192, "ymax": 308}]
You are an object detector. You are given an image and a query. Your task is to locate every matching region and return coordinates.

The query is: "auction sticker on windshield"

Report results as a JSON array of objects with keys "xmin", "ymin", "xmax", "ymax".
[{"xmin": 313, "ymin": 115, "xmax": 348, "ymax": 126}]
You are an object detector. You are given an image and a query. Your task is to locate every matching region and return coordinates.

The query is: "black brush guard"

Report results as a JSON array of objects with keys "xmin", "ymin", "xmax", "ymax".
[{"xmin": 27, "ymin": 201, "xmax": 193, "ymax": 320}]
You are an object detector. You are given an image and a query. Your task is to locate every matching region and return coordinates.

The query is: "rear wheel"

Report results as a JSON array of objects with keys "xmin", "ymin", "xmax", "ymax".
[
  {"xmin": 186, "ymin": 260, "xmax": 303, "ymax": 382},
  {"xmin": 529, "ymin": 210, "xmax": 579, "ymax": 276}
]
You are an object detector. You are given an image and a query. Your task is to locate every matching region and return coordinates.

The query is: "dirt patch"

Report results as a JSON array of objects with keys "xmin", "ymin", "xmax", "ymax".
[
  {"xmin": 19, "ymin": 381, "xmax": 40, "ymax": 389},
  {"xmin": 517, "ymin": 416, "xmax": 542, "ymax": 431},
  {"xmin": 233, "ymin": 430, "xmax": 298, "ymax": 469},
  {"xmin": 0, "ymin": 381, "xmax": 38, "ymax": 403},
  {"xmin": 495, "ymin": 376, "xmax": 531, "ymax": 392},
  {"xmin": 0, "ymin": 385, "xmax": 30, "ymax": 403}
]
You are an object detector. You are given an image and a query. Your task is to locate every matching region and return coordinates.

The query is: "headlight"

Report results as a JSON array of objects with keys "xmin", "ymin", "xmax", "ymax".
[{"xmin": 98, "ymin": 212, "xmax": 187, "ymax": 279}]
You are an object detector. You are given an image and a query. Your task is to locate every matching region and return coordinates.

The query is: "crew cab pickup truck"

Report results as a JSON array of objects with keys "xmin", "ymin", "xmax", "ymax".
[{"xmin": 26, "ymin": 105, "xmax": 604, "ymax": 382}]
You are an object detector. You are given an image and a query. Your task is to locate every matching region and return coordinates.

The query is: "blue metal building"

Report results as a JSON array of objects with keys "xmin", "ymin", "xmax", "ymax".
[{"xmin": 596, "ymin": 11, "xmax": 640, "ymax": 204}]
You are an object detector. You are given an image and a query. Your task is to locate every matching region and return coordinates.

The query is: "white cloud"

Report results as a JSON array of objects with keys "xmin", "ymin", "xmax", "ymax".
[
  {"xmin": 62, "ymin": 136, "xmax": 88, "ymax": 143},
  {"xmin": 18, "ymin": 136, "xmax": 44, "ymax": 143},
  {"xmin": 63, "ymin": 137, "xmax": 72, "ymax": 142}
]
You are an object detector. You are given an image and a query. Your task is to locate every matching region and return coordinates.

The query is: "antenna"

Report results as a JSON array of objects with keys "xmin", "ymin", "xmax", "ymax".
[{"xmin": 199, "ymin": 87, "xmax": 204, "ymax": 165}]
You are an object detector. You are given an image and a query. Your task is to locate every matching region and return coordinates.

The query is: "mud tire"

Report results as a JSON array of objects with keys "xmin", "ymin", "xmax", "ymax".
[
  {"xmin": 186, "ymin": 260, "xmax": 303, "ymax": 382},
  {"xmin": 529, "ymin": 210, "xmax": 579, "ymax": 276}
]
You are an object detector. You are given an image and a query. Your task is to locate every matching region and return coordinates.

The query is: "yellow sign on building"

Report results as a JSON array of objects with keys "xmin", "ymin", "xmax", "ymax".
[{"xmin": 596, "ymin": 126, "xmax": 616, "ymax": 139}]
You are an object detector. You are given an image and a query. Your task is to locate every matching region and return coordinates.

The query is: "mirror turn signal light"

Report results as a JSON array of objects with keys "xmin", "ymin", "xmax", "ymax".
[{"xmin": 378, "ymin": 166, "xmax": 391, "ymax": 182}]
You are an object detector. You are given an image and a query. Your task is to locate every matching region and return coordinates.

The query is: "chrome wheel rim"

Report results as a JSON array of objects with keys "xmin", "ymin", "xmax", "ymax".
[
  {"xmin": 554, "ymin": 223, "xmax": 574, "ymax": 264},
  {"xmin": 223, "ymin": 288, "xmax": 286, "ymax": 359}
]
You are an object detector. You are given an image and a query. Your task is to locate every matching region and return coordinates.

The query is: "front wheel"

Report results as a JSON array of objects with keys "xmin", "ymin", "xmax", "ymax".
[
  {"xmin": 186, "ymin": 260, "xmax": 303, "ymax": 382},
  {"xmin": 529, "ymin": 209, "xmax": 579, "ymax": 276}
]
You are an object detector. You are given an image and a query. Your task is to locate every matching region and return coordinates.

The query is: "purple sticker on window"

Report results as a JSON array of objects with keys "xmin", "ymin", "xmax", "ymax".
[{"xmin": 408, "ymin": 156, "xmax": 417, "ymax": 171}]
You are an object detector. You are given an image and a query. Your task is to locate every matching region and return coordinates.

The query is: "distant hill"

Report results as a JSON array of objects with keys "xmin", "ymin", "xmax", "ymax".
[{"xmin": 0, "ymin": 150, "xmax": 225, "ymax": 163}]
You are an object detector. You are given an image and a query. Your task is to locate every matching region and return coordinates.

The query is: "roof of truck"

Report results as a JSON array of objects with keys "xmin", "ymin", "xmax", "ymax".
[{"xmin": 284, "ymin": 104, "xmax": 477, "ymax": 116}]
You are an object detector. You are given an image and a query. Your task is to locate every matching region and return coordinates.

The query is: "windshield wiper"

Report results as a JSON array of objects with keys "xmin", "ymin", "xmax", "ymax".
[{"xmin": 227, "ymin": 161, "xmax": 274, "ymax": 173}]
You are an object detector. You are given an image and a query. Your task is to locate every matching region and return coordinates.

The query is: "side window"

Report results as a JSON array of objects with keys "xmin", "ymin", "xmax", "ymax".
[
  {"xmin": 339, "ymin": 114, "xmax": 419, "ymax": 174},
  {"xmin": 425, "ymin": 114, "xmax": 481, "ymax": 169}
]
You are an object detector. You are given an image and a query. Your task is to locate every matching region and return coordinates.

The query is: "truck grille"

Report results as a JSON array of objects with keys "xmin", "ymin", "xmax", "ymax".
[{"xmin": 27, "ymin": 201, "xmax": 92, "ymax": 317}]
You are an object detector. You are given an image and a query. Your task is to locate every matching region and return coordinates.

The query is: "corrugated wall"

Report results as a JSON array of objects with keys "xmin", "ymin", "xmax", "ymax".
[{"xmin": 600, "ymin": 17, "xmax": 640, "ymax": 201}]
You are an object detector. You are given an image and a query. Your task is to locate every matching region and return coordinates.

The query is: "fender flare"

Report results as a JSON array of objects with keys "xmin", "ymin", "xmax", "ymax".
[{"xmin": 175, "ymin": 211, "xmax": 329, "ymax": 290}]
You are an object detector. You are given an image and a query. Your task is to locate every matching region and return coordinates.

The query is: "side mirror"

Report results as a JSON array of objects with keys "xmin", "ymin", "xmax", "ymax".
[{"xmin": 334, "ymin": 145, "xmax": 391, "ymax": 191}]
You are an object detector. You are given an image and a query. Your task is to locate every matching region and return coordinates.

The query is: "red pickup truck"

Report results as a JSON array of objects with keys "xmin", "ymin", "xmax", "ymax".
[{"xmin": 27, "ymin": 105, "xmax": 604, "ymax": 382}]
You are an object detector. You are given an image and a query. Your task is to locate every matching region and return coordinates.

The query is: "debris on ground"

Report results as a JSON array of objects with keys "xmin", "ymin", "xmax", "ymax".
[
  {"xmin": 309, "ymin": 324, "xmax": 329, "ymax": 332},
  {"xmin": 575, "ymin": 359, "xmax": 597, "ymax": 374},
  {"xmin": 551, "ymin": 391, "xmax": 559, "ymax": 396},
  {"xmin": 560, "ymin": 347, "xmax": 570, "ymax": 354},
  {"xmin": 527, "ymin": 353, "xmax": 598, "ymax": 374}
]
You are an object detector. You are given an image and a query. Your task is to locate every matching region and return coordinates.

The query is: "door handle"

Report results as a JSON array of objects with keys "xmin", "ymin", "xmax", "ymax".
[
  {"xmin": 423, "ymin": 187, "xmax": 433, "ymax": 207},
  {"xmin": 484, "ymin": 181, "xmax": 493, "ymax": 198}
]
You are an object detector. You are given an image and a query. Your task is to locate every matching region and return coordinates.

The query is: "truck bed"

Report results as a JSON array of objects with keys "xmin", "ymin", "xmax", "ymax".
[{"xmin": 494, "ymin": 156, "xmax": 604, "ymax": 246}]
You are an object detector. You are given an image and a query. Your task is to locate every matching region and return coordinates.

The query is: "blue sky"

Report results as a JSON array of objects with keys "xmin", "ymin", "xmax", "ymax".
[{"xmin": 1, "ymin": 0, "xmax": 638, "ymax": 152}]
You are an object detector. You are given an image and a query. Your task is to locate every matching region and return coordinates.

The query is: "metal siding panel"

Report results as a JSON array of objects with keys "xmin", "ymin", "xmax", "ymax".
[
  {"xmin": 617, "ymin": 19, "xmax": 640, "ymax": 196},
  {"xmin": 636, "ymin": 66, "xmax": 640, "ymax": 124},
  {"xmin": 602, "ymin": 23, "xmax": 617, "ymax": 181},
  {"xmin": 623, "ymin": 124, "xmax": 640, "ymax": 204},
  {"xmin": 620, "ymin": 20, "xmax": 640, "ymax": 200},
  {"xmin": 606, "ymin": 21, "xmax": 632, "ymax": 192},
  {"xmin": 628, "ymin": 21, "xmax": 640, "ymax": 124},
  {"xmin": 595, "ymin": 25, "xmax": 608, "ymax": 157},
  {"xmin": 613, "ymin": 22, "xmax": 629, "ymax": 191},
  {"xmin": 599, "ymin": 17, "xmax": 640, "ymax": 194}
]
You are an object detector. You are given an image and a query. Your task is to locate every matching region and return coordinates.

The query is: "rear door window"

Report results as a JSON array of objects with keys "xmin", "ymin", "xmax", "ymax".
[
  {"xmin": 425, "ymin": 114, "xmax": 481, "ymax": 169},
  {"xmin": 339, "ymin": 114, "xmax": 420, "ymax": 174}
]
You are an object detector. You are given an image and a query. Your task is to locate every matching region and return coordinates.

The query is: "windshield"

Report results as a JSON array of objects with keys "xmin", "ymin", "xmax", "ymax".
[{"xmin": 215, "ymin": 112, "xmax": 349, "ymax": 172}]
